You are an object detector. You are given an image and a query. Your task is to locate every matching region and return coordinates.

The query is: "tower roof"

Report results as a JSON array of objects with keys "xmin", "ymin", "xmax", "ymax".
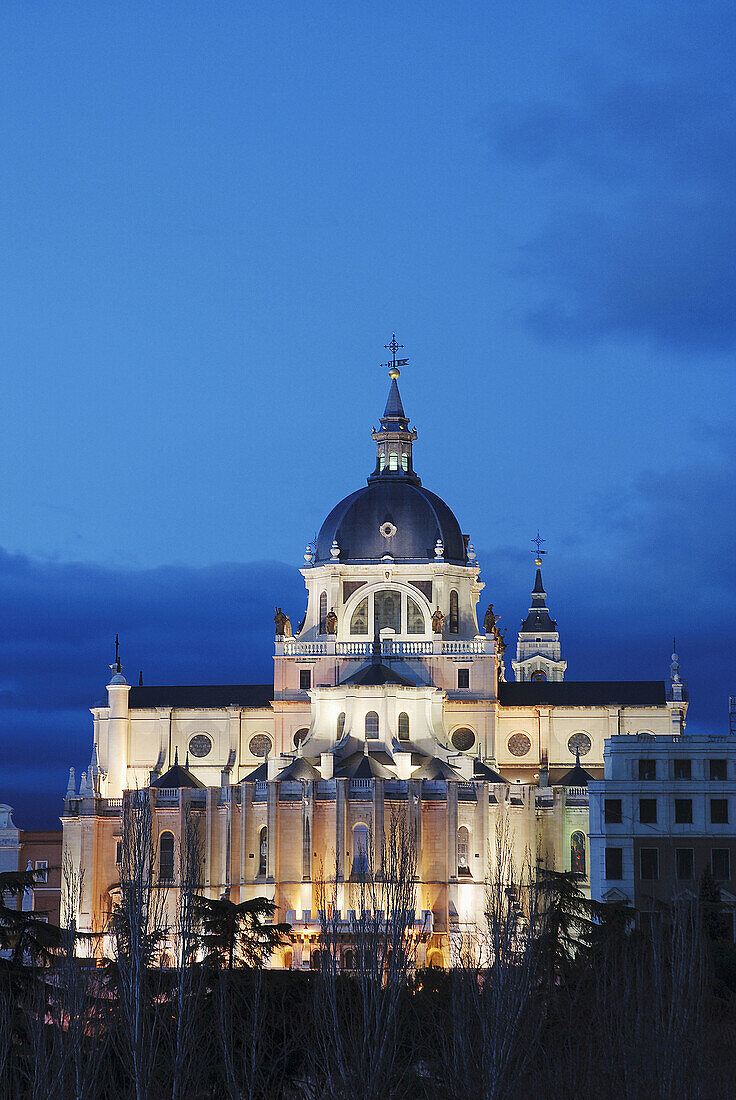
[{"xmin": 519, "ymin": 557, "xmax": 558, "ymax": 633}]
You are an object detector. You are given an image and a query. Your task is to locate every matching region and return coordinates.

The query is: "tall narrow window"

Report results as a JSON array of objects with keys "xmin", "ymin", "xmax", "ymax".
[
  {"xmin": 337, "ymin": 712, "xmax": 346, "ymax": 739},
  {"xmin": 388, "ymin": 452, "xmax": 398, "ymax": 471},
  {"xmin": 398, "ymin": 712, "xmax": 410, "ymax": 741},
  {"xmin": 375, "ymin": 590, "xmax": 400, "ymax": 634},
  {"xmin": 350, "ymin": 597, "xmax": 369, "ymax": 635},
  {"xmin": 302, "ymin": 817, "xmax": 311, "ymax": 881},
  {"xmin": 406, "ymin": 595, "xmax": 425, "ymax": 635},
  {"xmin": 352, "ymin": 823, "xmax": 370, "ymax": 875},
  {"xmin": 401, "ymin": 453, "xmax": 408, "ymax": 471},
  {"xmin": 457, "ymin": 826, "xmax": 471, "ymax": 876},
  {"xmin": 571, "ymin": 831, "xmax": 586, "ymax": 876},
  {"xmin": 258, "ymin": 826, "xmax": 267, "ymax": 877},
  {"xmin": 365, "ymin": 711, "xmax": 379, "ymax": 738},
  {"xmin": 449, "ymin": 590, "xmax": 459, "ymax": 634},
  {"xmin": 159, "ymin": 833, "xmax": 174, "ymax": 882},
  {"xmin": 379, "ymin": 452, "xmax": 386, "ymax": 471},
  {"xmin": 319, "ymin": 591, "xmax": 327, "ymax": 633}
]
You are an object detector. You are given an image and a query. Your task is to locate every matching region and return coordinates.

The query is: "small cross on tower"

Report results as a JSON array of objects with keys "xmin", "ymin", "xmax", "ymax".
[
  {"xmin": 382, "ymin": 333, "xmax": 409, "ymax": 376},
  {"xmin": 532, "ymin": 530, "xmax": 547, "ymax": 559}
]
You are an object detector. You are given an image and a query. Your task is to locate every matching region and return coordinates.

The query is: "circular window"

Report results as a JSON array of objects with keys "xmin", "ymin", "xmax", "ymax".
[
  {"xmin": 188, "ymin": 733, "xmax": 212, "ymax": 758},
  {"xmin": 249, "ymin": 734, "xmax": 272, "ymax": 759},
  {"xmin": 508, "ymin": 733, "xmax": 532, "ymax": 757},
  {"xmin": 379, "ymin": 521, "xmax": 397, "ymax": 539},
  {"xmin": 568, "ymin": 732, "xmax": 592, "ymax": 757},
  {"xmin": 294, "ymin": 728, "xmax": 309, "ymax": 748},
  {"xmin": 451, "ymin": 728, "xmax": 475, "ymax": 752}
]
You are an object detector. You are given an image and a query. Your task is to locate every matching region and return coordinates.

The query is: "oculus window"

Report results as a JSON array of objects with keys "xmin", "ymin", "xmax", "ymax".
[
  {"xmin": 568, "ymin": 732, "xmax": 592, "ymax": 757},
  {"xmin": 188, "ymin": 733, "xmax": 212, "ymax": 758},
  {"xmin": 249, "ymin": 734, "xmax": 272, "ymax": 759},
  {"xmin": 452, "ymin": 727, "xmax": 475, "ymax": 752},
  {"xmin": 508, "ymin": 733, "xmax": 532, "ymax": 757}
]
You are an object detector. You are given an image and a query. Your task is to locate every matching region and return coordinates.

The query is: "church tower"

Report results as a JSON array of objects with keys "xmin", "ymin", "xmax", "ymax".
[{"xmin": 511, "ymin": 546, "xmax": 566, "ymax": 682}]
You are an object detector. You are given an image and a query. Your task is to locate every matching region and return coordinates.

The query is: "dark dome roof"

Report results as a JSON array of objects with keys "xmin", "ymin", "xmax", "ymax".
[{"xmin": 315, "ymin": 479, "xmax": 467, "ymax": 565}]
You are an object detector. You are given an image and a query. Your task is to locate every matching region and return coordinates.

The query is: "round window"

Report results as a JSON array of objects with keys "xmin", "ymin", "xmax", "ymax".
[
  {"xmin": 508, "ymin": 733, "xmax": 532, "ymax": 757},
  {"xmin": 568, "ymin": 732, "xmax": 592, "ymax": 757},
  {"xmin": 188, "ymin": 733, "xmax": 212, "ymax": 758},
  {"xmin": 249, "ymin": 734, "xmax": 272, "ymax": 759},
  {"xmin": 294, "ymin": 728, "xmax": 309, "ymax": 748},
  {"xmin": 451, "ymin": 728, "xmax": 475, "ymax": 752}
]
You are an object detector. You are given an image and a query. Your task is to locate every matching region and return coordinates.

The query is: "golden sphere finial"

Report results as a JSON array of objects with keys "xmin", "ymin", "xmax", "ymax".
[{"xmin": 389, "ymin": 365, "xmax": 400, "ymax": 380}]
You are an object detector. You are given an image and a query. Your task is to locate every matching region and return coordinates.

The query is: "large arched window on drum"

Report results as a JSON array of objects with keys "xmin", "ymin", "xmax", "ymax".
[
  {"xmin": 406, "ymin": 595, "xmax": 424, "ymax": 635},
  {"xmin": 350, "ymin": 597, "xmax": 369, "ymax": 635},
  {"xmin": 365, "ymin": 711, "xmax": 379, "ymax": 738}
]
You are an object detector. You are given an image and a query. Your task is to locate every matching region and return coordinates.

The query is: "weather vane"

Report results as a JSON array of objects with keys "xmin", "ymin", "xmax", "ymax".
[
  {"xmin": 532, "ymin": 530, "xmax": 547, "ymax": 558},
  {"xmin": 382, "ymin": 333, "xmax": 409, "ymax": 373}
]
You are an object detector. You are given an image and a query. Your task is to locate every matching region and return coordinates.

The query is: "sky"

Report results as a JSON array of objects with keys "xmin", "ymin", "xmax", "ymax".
[{"xmin": 1, "ymin": 1, "xmax": 734, "ymax": 826}]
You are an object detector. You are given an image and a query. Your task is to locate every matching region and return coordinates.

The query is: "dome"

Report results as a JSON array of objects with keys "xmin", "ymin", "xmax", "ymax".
[
  {"xmin": 314, "ymin": 355, "xmax": 468, "ymax": 566},
  {"xmin": 316, "ymin": 479, "xmax": 467, "ymax": 565}
]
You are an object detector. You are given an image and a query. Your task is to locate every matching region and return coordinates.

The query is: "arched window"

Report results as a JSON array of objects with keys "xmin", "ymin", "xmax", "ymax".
[
  {"xmin": 457, "ymin": 826, "xmax": 471, "ymax": 876},
  {"xmin": 388, "ymin": 452, "xmax": 398, "ymax": 471},
  {"xmin": 531, "ymin": 670, "xmax": 547, "ymax": 682},
  {"xmin": 302, "ymin": 817, "xmax": 311, "ymax": 881},
  {"xmin": 398, "ymin": 712, "xmax": 410, "ymax": 741},
  {"xmin": 350, "ymin": 597, "xmax": 369, "ymax": 635},
  {"xmin": 284, "ymin": 948, "xmax": 293, "ymax": 969},
  {"xmin": 159, "ymin": 832, "xmax": 174, "ymax": 882},
  {"xmin": 258, "ymin": 826, "xmax": 267, "ymax": 877},
  {"xmin": 428, "ymin": 950, "xmax": 444, "ymax": 969},
  {"xmin": 337, "ymin": 712, "xmax": 346, "ymax": 739},
  {"xmin": 365, "ymin": 711, "xmax": 379, "ymax": 739},
  {"xmin": 449, "ymin": 590, "xmax": 459, "ymax": 634},
  {"xmin": 319, "ymin": 591, "xmax": 327, "ymax": 633},
  {"xmin": 379, "ymin": 452, "xmax": 386, "ymax": 471},
  {"xmin": 352, "ymin": 823, "xmax": 370, "ymax": 876},
  {"xmin": 406, "ymin": 595, "xmax": 425, "ymax": 635},
  {"xmin": 342, "ymin": 949, "xmax": 354, "ymax": 970},
  {"xmin": 571, "ymin": 831, "xmax": 586, "ymax": 876},
  {"xmin": 401, "ymin": 453, "xmax": 408, "ymax": 471},
  {"xmin": 311, "ymin": 949, "xmax": 321, "ymax": 970}
]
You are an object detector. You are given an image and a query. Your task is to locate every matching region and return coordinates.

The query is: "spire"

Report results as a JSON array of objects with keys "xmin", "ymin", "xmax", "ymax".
[
  {"xmin": 108, "ymin": 634, "xmax": 128, "ymax": 686},
  {"xmin": 512, "ymin": 536, "xmax": 567, "ymax": 682},
  {"xmin": 369, "ymin": 335, "xmax": 419, "ymax": 483}
]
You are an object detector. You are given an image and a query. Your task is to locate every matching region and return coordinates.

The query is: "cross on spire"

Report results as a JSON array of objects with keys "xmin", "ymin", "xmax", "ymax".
[
  {"xmin": 382, "ymin": 333, "xmax": 409, "ymax": 376},
  {"xmin": 531, "ymin": 530, "xmax": 547, "ymax": 559}
]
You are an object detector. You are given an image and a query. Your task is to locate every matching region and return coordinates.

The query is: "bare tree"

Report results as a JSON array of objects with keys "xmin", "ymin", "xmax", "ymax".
[
  {"xmin": 110, "ymin": 790, "xmax": 169, "ymax": 1100},
  {"xmin": 312, "ymin": 806, "xmax": 420, "ymax": 1099},
  {"xmin": 442, "ymin": 816, "xmax": 545, "ymax": 1100},
  {"xmin": 170, "ymin": 805, "xmax": 207, "ymax": 1100}
]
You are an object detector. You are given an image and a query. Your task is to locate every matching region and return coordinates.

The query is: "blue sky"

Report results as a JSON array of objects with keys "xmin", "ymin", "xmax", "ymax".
[{"xmin": 1, "ymin": 2, "xmax": 734, "ymax": 825}]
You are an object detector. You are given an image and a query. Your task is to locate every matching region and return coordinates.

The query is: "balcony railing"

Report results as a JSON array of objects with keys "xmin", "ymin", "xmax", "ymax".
[{"xmin": 282, "ymin": 638, "xmax": 487, "ymax": 657}]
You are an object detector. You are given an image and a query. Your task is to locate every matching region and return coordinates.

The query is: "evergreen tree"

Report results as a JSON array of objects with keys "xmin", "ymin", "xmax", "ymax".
[{"xmin": 194, "ymin": 894, "xmax": 291, "ymax": 969}]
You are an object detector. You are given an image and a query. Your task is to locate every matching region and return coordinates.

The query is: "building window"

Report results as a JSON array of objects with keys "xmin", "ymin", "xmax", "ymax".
[
  {"xmin": 350, "ymin": 597, "xmax": 369, "ymax": 635},
  {"xmin": 284, "ymin": 948, "xmax": 293, "ymax": 970},
  {"xmin": 568, "ymin": 732, "xmax": 592, "ymax": 757},
  {"xmin": 342, "ymin": 949, "xmax": 354, "ymax": 970},
  {"xmin": 294, "ymin": 728, "xmax": 309, "ymax": 748},
  {"xmin": 712, "ymin": 848, "xmax": 731, "ymax": 880},
  {"xmin": 319, "ymin": 591, "xmax": 328, "ymax": 633},
  {"xmin": 352, "ymin": 823, "xmax": 370, "ymax": 876},
  {"xmin": 365, "ymin": 711, "xmax": 379, "ymax": 738},
  {"xmin": 676, "ymin": 848, "xmax": 694, "ymax": 880},
  {"xmin": 639, "ymin": 848, "xmax": 659, "ymax": 880},
  {"xmin": 115, "ymin": 840, "xmax": 123, "ymax": 865},
  {"xmin": 675, "ymin": 798, "xmax": 693, "ymax": 824},
  {"xmin": 710, "ymin": 759, "xmax": 728, "ymax": 781},
  {"xmin": 604, "ymin": 799, "xmax": 622, "ymax": 824},
  {"xmin": 570, "ymin": 831, "xmax": 586, "ymax": 876},
  {"xmin": 711, "ymin": 799, "xmax": 729, "ymax": 825},
  {"xmin": 375, "ymin": 590, "xmax": 401, "ymax": 634},
  {"xmin": 299, "ymin": 669, "xmax": 311, "ymax": 690},
  {"xmin": 302, "ymin": 817, "xmax": 311, "ymax": 881},
  {"xmin": 311, "ymin": 949, "xmax": 321, "ymax": 970},
  {"xmin": 457, "ymin": 826, "xmax": 471, "ymax": 876},
  {"xmin": 388, "ymin": 452, "xmax": 398, "ymax": 471},
  {"xmin": 398, "ymin": 712, "xmax": 410, "ymax": 741},
  {"xmin": 639, "ymin": 798, "xmax": 657, "ymax": 824},
  {"xmin": 34, "ymin": 860, "xmax": 49, "ymax": 884},
  {"xmin": 507, "ymin": 732, "xmax": 531, "ymax": 757},
  {"xmin": 605, "ymin": 848, "xmax": 623, "ymax": 880},
  {"xmin": 449, "ymin": 590, "xmax": 459, "ymax": 634},
  {"xmin": 638, "ymin": 759, "xmax": 656, "ymax": 780},
  {"xmin": 159, "ymin": 833, "xmax": 175, "ymax": 882},
  {"xmin": 249, "ymin": 734, "xmax": 272, "ymax": 759},
  {"xmin": 189, "ymin": 732, "xmax": 212, "ymax": 758},
  {"xmin": 530, "ymin": 670, "xmax": 547, "ymax": 682},
  {"xmin": 258, "ymin": 827, "xmax": 267, "ymax": 877},
  {"xmin": 452, "ymin": 727, "xmax": 475, "ymax": 752},
  {"xmin": 457, "ymin": 668, "xmax": 469, "ymax": 689},
  {"xmin": 406, "ymin": 595, "xmax": 425, "ymax": 635},
  {"xmin": 674, "ymin": 759, "xmax": 692, "ymax": 780},
  {"xmin": 337, "ymin": 712, "xmax": 346, "ymax": 739},
  {"xmin": 401, "ymin": 452, "xmax": 408, "ymax": 471}
]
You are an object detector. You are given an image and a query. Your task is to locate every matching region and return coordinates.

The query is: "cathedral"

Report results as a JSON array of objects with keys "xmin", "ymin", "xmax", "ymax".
[{"xmin": 62, "ymin": 348, "xmax": 686, "ymax": 967}]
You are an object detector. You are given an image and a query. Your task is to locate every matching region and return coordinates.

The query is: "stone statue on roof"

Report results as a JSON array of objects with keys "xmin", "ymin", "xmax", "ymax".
[
  {"xmin": 432, "ymin": 606, "xmax": 444, "ymax": 634},
  {"xmin": 484, "ymin": 604, "xmax": 499, "ymax": 634},
  {"xmin": 325, "ymin": 608, "xmax": 338, "ymax": 635},
  {"xmin": 274, "ymin": 607, "xmax": 287, "ymax": 636}
]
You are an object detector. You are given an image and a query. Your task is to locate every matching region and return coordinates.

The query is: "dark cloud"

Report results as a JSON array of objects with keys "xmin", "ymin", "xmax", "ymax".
[{"xmin": 494, "ymin": 53, "xmax": 736, "ymax": 350}]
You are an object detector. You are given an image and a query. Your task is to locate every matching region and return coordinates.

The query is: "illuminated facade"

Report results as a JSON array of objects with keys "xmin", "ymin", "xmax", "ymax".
[{"xmin": 62, "ymin": 356, "xmax": 686, "ymax": 965}]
